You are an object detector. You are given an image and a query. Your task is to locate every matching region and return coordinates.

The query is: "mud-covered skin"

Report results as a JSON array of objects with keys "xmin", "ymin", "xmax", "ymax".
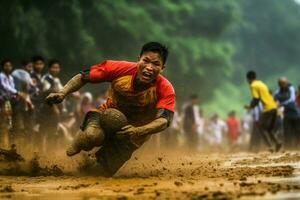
[
  {"xmin": 66, "ymin": 111, "xmax": 105, "ymax": 156},
  {"xmin": 116, "ymin": 117, "xmax": 168, "ymax": 146},
  {"xmin": 66, "ymin": 109, "xmax": 128, "ymax": 157},
  {"xmin": 45, "ymin": 74, "xmax": 85, "ymax": 104}
]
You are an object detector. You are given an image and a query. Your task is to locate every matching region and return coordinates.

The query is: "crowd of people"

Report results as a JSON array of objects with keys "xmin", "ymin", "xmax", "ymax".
[
  {"xmin": 0, "ymin": 56, "xmax": 107, "ymax": 153},
  {"xmin": 1, "ymin": 56, "xmax": 300, "ymax": 153},
  {"xmin": 166, "ymin": 72, "xmax": 300, "ymax": 152}
]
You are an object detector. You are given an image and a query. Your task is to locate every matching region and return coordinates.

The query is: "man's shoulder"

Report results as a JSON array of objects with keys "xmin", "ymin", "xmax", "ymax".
[
  {"xmin": 156, "ymin": 75, "xmax": 175, "ymax": 94},
  {"xmin": 251, "ymin": 80, "xmax": 265, "ymax": 88}
]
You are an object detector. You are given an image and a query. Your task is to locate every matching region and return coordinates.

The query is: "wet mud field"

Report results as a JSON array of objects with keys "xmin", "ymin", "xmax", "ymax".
[{"xmin": 0, "ymin": 147, "xmax": 300, "ymax": 200}]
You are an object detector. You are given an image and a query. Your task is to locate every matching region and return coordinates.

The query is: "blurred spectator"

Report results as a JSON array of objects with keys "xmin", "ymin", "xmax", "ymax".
[
  {"xmin": 39, "ymin": 59, "xmax": 63, "ymax": 151},
  {"xmin": 31, "ymin": 56, "xmax": 45, "ymax": 91},
  {"xmin": 207, "ymin": 113, "xmax": 227, "ymax": 146},
  {"xmin": 0, "ymin": 59, "xmax": 17, "ymax": 97},
  {"xmin": 182, "ymin": 94, "xmax": 200, "ymax": 151},
  {"xmin": 247, "ymin": 102, "xmax": 264, "ymax": 152},
  {"xmin": 274, "ymin": 77, "xmax": 300, "ymax": 150},
  {"xmin": 79, "ymin": 92, "xmax": 94, "ymax": 122},
  {"xmin": 0, "ymin": 59, "xmax": 16, "ymax": 146},
  {"xmin": 226, "ymin": 111, "xmax": 240, "ymax": 146},
  {"xmin": 296, "ymin": 85, "xmax": 300, "ymax": 108},
  {"xmin": 12, "ymin": 60, "xmax": 35, "ymax": 137}
]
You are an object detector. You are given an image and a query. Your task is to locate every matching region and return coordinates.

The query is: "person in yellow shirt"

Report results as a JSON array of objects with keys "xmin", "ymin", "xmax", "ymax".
[{"xmin": 245, "ymin": 71, "xmax": 281, "ymax": 152}]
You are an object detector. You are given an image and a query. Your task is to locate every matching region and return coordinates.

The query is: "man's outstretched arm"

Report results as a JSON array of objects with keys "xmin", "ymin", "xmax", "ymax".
[
  {"xmin": 116, "ymin": 117, "xmax": 169, "ymax": 138},
  {"xmin": 45, "ymin": 74, "xmax": 86, "ymax": 104}
]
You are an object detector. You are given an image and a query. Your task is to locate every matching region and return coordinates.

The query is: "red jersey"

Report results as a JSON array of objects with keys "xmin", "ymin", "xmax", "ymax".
[
  {"xmin": 81, "ymin": 60, "xmax": 175, "ymax": 145},
  {"xmin": 226, "ymin": 116, "xmax": 240, "ymax": 144}
]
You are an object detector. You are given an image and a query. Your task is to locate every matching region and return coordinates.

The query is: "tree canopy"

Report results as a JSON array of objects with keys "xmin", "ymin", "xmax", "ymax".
[{"xmin": 1, "ymin": 0, "xmax": 300, "ymax": 115}]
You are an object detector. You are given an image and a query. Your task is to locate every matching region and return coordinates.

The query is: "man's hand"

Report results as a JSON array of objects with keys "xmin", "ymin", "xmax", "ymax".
[
  {"xmin": 45, "ymin": 92, "xmax": 65, "ymax": 104},
  {"xmin": 116, "ymin": 125, "xmax": 144, "ymax": 139}
]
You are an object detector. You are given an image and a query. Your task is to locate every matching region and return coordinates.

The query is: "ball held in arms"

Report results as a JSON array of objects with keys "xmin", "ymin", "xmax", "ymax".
[{"xmin": 99, "ymin": 108, "xmax": 128, "ymax": 134}]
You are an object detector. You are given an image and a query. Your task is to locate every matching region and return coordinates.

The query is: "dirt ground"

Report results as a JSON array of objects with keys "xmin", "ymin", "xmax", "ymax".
[{"xmin": 0, "ymin": 144, "xmax": 300, "ymax": 200}]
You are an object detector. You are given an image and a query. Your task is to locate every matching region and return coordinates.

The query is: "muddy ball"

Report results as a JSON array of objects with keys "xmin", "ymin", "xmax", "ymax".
[{"xmin": 99, "ymin": 108, "xmax": 128, "ymax": 134}]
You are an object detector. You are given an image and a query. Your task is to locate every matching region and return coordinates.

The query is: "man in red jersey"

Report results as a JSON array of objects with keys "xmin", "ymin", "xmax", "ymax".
[{"xmin": 46, "ymin": 42, "xmax": 175, "ymax": 176}]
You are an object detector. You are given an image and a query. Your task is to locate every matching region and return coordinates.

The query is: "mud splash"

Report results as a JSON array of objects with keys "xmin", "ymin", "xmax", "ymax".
[{"xmin": 0, "ymin": 152, "xmax": 64, "ymax": 176}]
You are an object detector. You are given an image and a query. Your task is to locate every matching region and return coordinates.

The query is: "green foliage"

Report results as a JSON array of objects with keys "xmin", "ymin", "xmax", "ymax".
[{"xmin": 1, "ymin": 0, "xmax": 300, "ymax": 116}]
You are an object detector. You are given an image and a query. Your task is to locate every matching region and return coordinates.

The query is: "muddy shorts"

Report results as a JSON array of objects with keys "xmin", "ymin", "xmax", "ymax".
[{"xmin": 95, "ymin": 136, "xmax": 138, "ymax": 177}]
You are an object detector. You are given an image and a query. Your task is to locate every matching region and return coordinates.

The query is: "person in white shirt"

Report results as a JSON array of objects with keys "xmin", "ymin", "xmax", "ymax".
[
  {"xmin": 0, "ymin": 59, "xmax": 17, "ymax": 98},
  {"xmin": 207, "ymin": 113, "xmax": 227, "ymax": 145}
]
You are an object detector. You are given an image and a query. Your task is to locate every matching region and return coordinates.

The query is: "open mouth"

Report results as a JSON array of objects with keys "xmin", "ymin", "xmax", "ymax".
[{"xmin": 142, "ymin": 71, "xmax": 153, "ymax": 81}]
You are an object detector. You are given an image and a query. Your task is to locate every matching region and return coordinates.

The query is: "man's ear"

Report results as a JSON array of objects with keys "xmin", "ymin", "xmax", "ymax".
[
  {"xmin": 160, "ymin": 65, "xmax": 165, "ymax": 73},
  {"xmin": 137, "ymin": 56, "xmax": 141, "ymax": 61}
]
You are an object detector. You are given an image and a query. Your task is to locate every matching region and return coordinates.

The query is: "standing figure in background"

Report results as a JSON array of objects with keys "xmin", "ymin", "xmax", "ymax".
[
  {"xmin": 12, "ymin": 60, "xmax": 35, "ymax": 143},
  {"xmin": 30, "ymin": 56, "xmax": 45, "ymax": 135},
  {"xmin": 274, "ymin": 77, "xmax": 300, "ymax": 150},
  {"xmin": 248, "ymin": 102, "xmax": 264, "ymax": 152},
  {"xmin": 0, "ymin": 59, "xmax": 17, "ymax": 146},
  {"xmin": 207, "ymin": 113, "xmax": 227, "ymax": 148},
  {"xmin": 296, "ymin": 85, "xmax": 300, "ymax": 108},
  {"xmin": 30, "ymin": 56, "xmax": 45, "ymax": 91},
  {"xmin": 182, "ymin": 94, "xmax": 200, "ymax": 151},
  {"xmin": 245, "ymin": 71, "xmax": 281, "ymax": 152},
  {"xmin": 39, "ymin": 59, "xmax": 64, "ymax": 152},
  {"xmin": 226, "ymin": 111, "xmax": 240, "ymax": 147}
]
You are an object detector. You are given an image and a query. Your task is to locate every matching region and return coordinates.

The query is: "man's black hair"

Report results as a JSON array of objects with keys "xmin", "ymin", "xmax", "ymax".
[
  {"xmin": 1, "ymin": 58, "xmax": 12, "ymax": 69},
  {"xmin": 48, "ymin": 59, "xmax": 60, "ymax": 68},
  {"xmin": 140, "ymin": 42, "xmax": 169, "ymax": 65},
  {"xmin": 246, "ymin": 70, "xmax": 256, "ymax": 80},
  {"xmin": 31, "ymin": 55, "xmax": 45, "ymax": 63},
  {"xmin": 21, "ymin": 59, "xmax": 32, "ymax": 67}
]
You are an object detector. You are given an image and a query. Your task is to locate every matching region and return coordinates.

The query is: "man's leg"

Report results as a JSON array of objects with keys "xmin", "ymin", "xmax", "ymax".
[
  {"xmin": 249, "ymin": 122, "xmax": 261, "ymax": 152},
  {"xmin": 261, "ymin": 110, "xmax": 281, "ymax": 151},
  {"xmin": 66, "ymin": 111, "xmax": 105, "ymax": 156}
]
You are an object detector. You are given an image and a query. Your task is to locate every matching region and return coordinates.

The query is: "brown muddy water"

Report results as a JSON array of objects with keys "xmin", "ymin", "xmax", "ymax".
[{"xmin": 0, "ymin": 148, "xmax": 299, "ymax": 200}]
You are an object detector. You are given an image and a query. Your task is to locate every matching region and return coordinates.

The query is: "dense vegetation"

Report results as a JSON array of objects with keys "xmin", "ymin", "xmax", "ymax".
[{"xmin": 1, "ymin": 0, "xmax": 300, "ymax": 116}]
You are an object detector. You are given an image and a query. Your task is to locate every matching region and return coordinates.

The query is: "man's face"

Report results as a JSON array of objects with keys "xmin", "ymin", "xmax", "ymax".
[
  {"xmin": 278, "ymin": 80, "xmax": 288, "ymax": 89},
  {"xmin": 24, "ymin": 62, "xmax": 33, "ymax": 73},
  {"xmin": 137, "ymin": 51, "xmax": 164, "ymax": 84},
  {"xmin": 49, "ymin": 63, "xmax": 61, "ymax": 77},
  {"xmin": 3, "ymin": 62, "xmax": 13, "ymax": 74},
  {"xmin": 34, "ymin": 60, "xmax": 45, "ymax": 73}
]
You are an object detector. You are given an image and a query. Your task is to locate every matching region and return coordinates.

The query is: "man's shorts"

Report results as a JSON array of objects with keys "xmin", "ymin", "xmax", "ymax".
[{"xmin": 95, "ymin": 135, "xmax": 138, "ymax": 177}]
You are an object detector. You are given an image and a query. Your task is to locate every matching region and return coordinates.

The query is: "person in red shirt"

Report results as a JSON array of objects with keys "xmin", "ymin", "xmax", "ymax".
[
  {"xmin": 226, "ymin": 111, "xmax": 240, "ymax": 146},
  {"xmin": 46, "ymin": 42, "xmax": 175, "ymax": 176},
  {"xmin": 296, "ymin": 85, "xmax": 300, "ymax": 108}
]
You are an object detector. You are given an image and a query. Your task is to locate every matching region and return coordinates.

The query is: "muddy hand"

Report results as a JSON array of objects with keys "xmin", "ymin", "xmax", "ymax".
[
  {"xmin": 45, "ymin": 92, "xmax": 65, "ymax": 104},
  {"xmin": 116, "ymin": 125, "xmax": 138, "ymax": 139}
]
